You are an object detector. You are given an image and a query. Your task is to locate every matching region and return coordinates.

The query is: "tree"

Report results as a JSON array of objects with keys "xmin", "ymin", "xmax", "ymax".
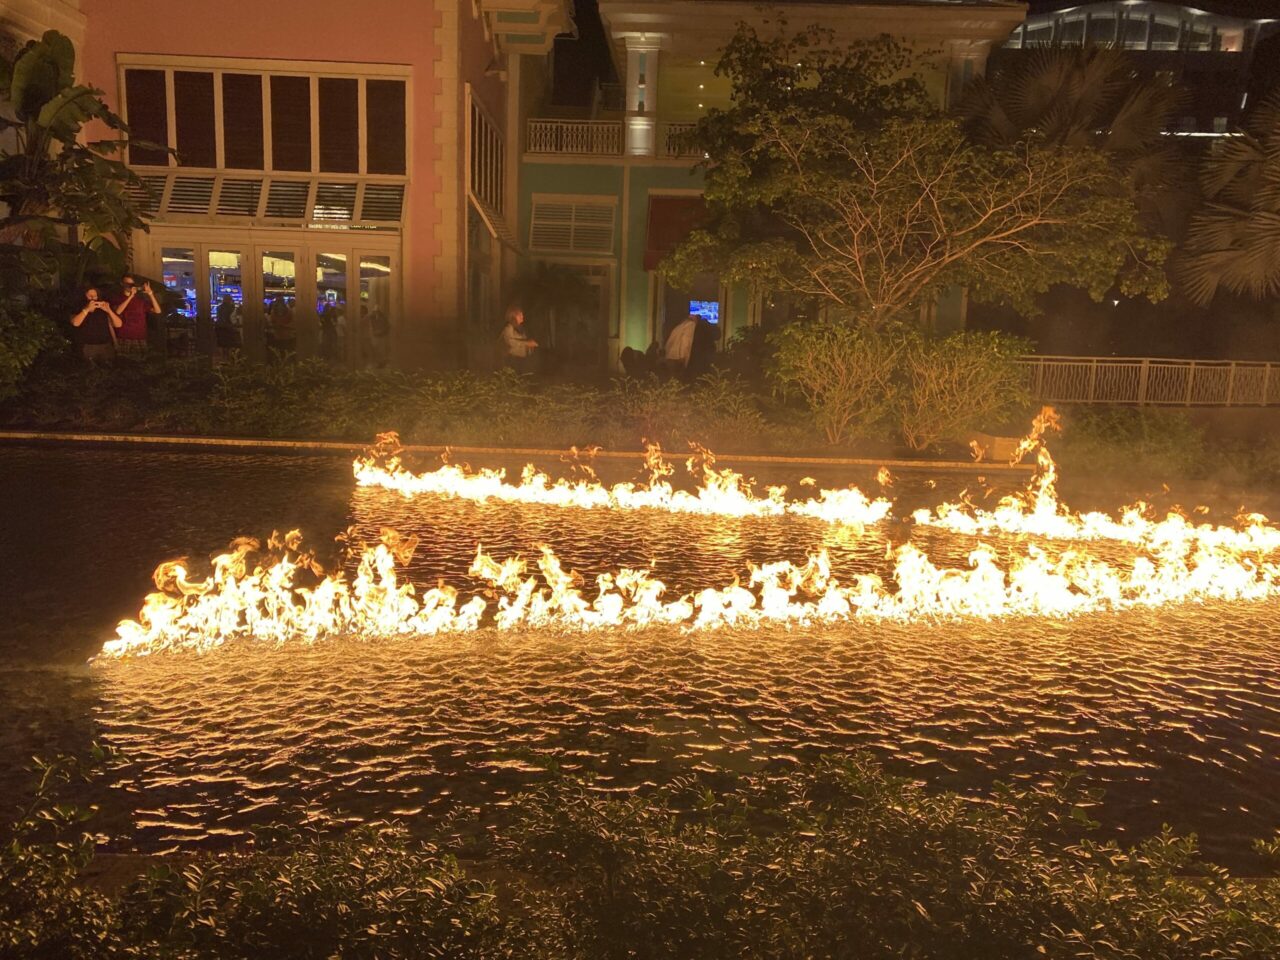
[
  {"xmin": 0, "ymin": 30, "xmax": 152, "ymax": 303},
  {"xmin": 955, "ymin": 43, "xmax": 1181, "ymax": 192},
  {"xmin": 1176, "ymin": 90, "xmax": 1280, "ymax": 306},
  {"xmin": 663, "ymin": 24, "xmax": 1169, "ymax": 327}
]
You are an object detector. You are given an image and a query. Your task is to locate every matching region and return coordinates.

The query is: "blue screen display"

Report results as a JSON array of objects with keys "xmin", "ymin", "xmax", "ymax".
[{"xmin": 689, "ymin": 300, "xmax": 720, "ymax": 324}]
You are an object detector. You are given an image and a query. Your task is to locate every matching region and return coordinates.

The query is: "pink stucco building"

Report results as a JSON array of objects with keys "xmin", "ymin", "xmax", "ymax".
[{"xmin": 1, "ymin": 0, "xmax": 568, "ymax": 366}]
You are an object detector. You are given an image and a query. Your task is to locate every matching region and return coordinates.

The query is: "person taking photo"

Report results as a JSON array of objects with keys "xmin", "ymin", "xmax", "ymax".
[{"xmin": 71, "ymin": 287, "xmax": 124, "ymax": 363}]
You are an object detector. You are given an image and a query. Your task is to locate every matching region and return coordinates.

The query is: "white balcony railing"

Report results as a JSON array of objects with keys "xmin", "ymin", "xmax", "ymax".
[
  {"xmin": 661, "ymin": 122, "xmax": 702, "ymax": 158},
  {"xmin": 526, "ymin": 119, "xmax": 624, "ymax": 157},
  {"xmin": 525, "ymin": 119, "xmax": 706, "ymax": 159},
  {"xmin": 1021, "ymin": 356, "xmax": 1280, "ymax": 406}
]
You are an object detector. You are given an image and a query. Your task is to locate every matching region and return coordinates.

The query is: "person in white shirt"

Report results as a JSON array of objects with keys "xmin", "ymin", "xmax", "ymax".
[
  {"xmin": 663, "ymin": 314, "xmax": 698, "ymax": 373},
  {"xmin": 500, "ymin": 304, "xmax": 538, "ymax": 371}
]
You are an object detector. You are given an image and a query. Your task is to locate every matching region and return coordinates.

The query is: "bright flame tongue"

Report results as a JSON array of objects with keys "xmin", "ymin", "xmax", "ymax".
[
  {"xmin": 914, "ymin": 407, "xmax": 1280, "ymax": 555},
  {"xmin": 101, "ymin": 528, "xmax": 1280, "ymax": 658},
  {"xmin": 353, "ymin": 434, "xmax": 893, "ymax": 529}
]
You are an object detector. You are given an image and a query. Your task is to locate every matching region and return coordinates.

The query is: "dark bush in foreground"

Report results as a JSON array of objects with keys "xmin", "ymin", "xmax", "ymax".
[{"xmin": 4, "ymin": 753, "xmax": 1279, "ymax": 959}]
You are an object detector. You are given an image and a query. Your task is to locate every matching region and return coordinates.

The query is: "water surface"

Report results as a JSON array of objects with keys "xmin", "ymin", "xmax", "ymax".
[{"xmin": 2, "ymin": 445, "xmax": 1277, "ymax": 868}]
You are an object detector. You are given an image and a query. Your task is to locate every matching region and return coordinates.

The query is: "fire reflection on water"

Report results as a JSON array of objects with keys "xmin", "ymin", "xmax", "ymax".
[
  {"xmin": 86, "ymin": 602, "xmax": 1280, "ymax": 862},
  {"xmin": 100, "ymin": 410, "xmax": 1280, "ymax": 658},
  {"xmin": 29, "ymin": 411, "xmax": 1276, "ymax": 864}
]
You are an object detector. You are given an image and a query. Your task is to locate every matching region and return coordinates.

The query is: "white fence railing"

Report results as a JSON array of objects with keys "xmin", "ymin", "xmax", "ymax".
[
  {"xmin": 526, "ymin": 119, "xmax": 624, "ymax": 157},
  {"xmin": 1022, "ymin": 356, "xmax": 1280, "ymax": 407},
  {"xmin": 661, "ymin": 122, "xmax": 701, "ymax": 158},
  {"xmin": 525, "ymin": 119, "xmax": 705, "ymax": 159}
]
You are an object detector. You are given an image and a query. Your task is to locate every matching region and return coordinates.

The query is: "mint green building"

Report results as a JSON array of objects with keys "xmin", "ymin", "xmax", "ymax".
[{"xmin": 510, "ymin": 0, "xmax": 1027, "ymax": 371}]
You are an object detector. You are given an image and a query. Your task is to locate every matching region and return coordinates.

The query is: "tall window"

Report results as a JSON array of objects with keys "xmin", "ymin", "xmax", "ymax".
[{"xmin": 122, "ymin": 63, "xmax": 407, "ymax": 175}]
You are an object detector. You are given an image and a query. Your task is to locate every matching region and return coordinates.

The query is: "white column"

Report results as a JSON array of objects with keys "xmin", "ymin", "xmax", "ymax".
[{"xmin": 624, "ymin": 35, "xmax": 662, "ymax": 157}]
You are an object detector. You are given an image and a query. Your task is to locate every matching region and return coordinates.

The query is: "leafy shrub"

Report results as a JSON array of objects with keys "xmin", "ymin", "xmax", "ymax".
[
  {"xmin": 770, "ymin": 321, "xmax": 902, "ymax": 444},
  {"xmin": 0, "ymin": 305, "xmax": 58, "ymax": 401},
  {"xmin": 499, "ymin": 757, "xmax": 1280, "ymax": 960},
  {"xmin": 771, "ymin": 322, "xmax": 1031, "ymax": 450},
  {"xmin": 896, "ymin": 330, "xmax": 1033, "ymax": 451},
  {"xmin": 1056, "ymin": 407, "xmax": 1207, "ymax": 480},
  {"xmin": 4, "ymin": 751, "xmax": 1280, "ymax": 960},
  {"xmin": 116, "ymin": 826, "xmax": 524, "ymax": 960}
]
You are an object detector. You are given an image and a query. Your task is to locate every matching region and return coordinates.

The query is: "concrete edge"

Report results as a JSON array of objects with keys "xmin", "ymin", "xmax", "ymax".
[{"xmin": 0, "ymin": 430, "xmax": 1035, "ymax": 472}]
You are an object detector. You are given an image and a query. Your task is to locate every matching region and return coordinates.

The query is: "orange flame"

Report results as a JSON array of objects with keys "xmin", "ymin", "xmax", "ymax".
[{"xmin": 353, "ymin": 436, "xmax": 894, "ymax": 529}]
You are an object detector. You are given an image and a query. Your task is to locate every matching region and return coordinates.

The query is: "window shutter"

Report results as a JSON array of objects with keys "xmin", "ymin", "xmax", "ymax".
[{"xmin": 530, "ymin": 200, "xmax": 615, "ymax": 253}]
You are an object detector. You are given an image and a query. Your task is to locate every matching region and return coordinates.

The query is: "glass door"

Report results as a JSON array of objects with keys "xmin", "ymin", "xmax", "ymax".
[
  {"xmin": 159, "ymin": 247, "xmax": 198, "ymax": 357},
  {"xmin": 315, "ymin": 252, "xmax": 349, "ymax": 364},
  {"xmin": 257, "ymin": 248, "xmax": 300, "ymax": 360},
  {"xmin": 357, "ymin": 253, "xmax": 395, "ymax": 368},
  {"xmin": 206, "ymin": 249, "xmax": 246, "ymax": 359}
]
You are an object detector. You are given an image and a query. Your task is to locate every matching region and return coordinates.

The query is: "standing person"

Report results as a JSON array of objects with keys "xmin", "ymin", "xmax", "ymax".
[
  {"xmin": 688, "ymin": 315, "xmax": 718, "ymax": 377},
  {"xmin": 367, "ymin": 304, "xmax": 391, "ymax": 368},
  {"xmin": 663, "ymin": 313, "xmax": 698, "ymax": 376},
  {"xmin": 71, "ymin": 287, "xmax": 123, "ymax": 363},
  {"xmin": 214, "ymin": 293, "xmax": 240, "ymax": 360},
  {"xmin": 267, "ymin": 295, "xmax": 296, "ymax": 356},
  {"xmin": 111, "ymin": 274, "xmax": 161, "ymax": 355},
  {"xmin": 499, "ymin": 304, "xmax": 538, "ymax": 372}
]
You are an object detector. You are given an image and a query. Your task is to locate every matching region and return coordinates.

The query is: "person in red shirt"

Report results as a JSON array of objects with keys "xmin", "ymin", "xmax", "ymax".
[{"xmin": 111, "ymin": 273, "xmax": 161, "ymax": 354}]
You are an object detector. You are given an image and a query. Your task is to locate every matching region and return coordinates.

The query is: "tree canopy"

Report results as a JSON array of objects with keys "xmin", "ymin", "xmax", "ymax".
[
  {"xmin": 1176, "ymin": 90, "xmax": 1280, "ymax": 306},
  {"xmin": 663, "ymin": 24, "xmax": 1170, "ymax": 327}
]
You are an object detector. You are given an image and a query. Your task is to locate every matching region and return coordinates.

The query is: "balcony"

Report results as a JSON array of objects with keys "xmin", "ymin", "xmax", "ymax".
[{"xmin": 525, "ymin": 119, "xmax": 704, "ymax": 159}]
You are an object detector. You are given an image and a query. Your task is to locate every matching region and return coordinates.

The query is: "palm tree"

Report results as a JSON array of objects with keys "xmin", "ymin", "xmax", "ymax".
[
  {"xmin": 956, "ymin": 43, "xmax": 1184, "ymax": 228},
  {"xmin": 1176, "ymin": 90, "xmax": 1280, "ymax": 306}
]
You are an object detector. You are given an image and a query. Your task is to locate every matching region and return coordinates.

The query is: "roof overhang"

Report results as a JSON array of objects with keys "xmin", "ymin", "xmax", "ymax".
[
  {"xmin": 480, "ymin": 0, "xmax": 576, "ymax": 54},
  {"xmin": 598, "ymin": 0, "xmax": 1029, "ymax": 59}
]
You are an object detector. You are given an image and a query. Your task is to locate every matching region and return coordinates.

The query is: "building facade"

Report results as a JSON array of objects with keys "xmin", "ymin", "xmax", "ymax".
[
  {"xmin": 518, "ymin": 0, "xmax": 1028, "ymax": 369},
  {"xmin": 1, "ymin": 0, "xmax": 570, "ymax": 367},
  {"xmin": 3, "ymin": 0, "xmax": 1035, "ymax": 371}
]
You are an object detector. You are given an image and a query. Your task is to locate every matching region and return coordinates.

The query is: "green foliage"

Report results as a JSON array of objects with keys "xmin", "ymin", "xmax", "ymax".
[
  {"xmin": 0, "ymin": 303, "xmax": 58, "ymax": 400},
  {"xmin": 116, "ymin": 826, "xmax": 522, "ymax": 959},
  {"xmin": 0, "ymin": 30, "xmax": 151, "ymax": 310},
  {"xmin": 1176, "ymin": 89, "xmax": 1280, "ymax": 305},
  {"xmin": 1055, "ymin": 406, "xmax": 1207, "ymax": 480},
  {"xmin": 770, "ymin": 323, "xmax": 1030, "ymax": 449},
  {"xmin": 770, "ymin": 320, "xmax": 902, "ymax": 443},
  {"xmin": 896, "ymin": 330, "xmax": 1034, "ymax": 451},
  {"xmin": 956, "ymin": 43, "xmax": 1186, "ymax": 236},
  {"xmin": 502, "ymin": 756, "xmax": 1280, "ymax": 960},
  {"xmin": 6, "ymin": 751, "xmax": 1279, "ymax": 959},
  {"xmin": 0, "ymin": 748, "xmax": 118, "ymax": 960},
  {"xmin": 664, "ymin": 23, "xmax": 1167, "ymax": 326},
  {"xmin": 1, "ymin": 358, "xmax": 805, "ymax": 453}
]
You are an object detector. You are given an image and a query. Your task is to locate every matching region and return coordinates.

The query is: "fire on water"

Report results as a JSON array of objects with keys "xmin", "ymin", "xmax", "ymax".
[
  {"xmin": 353, "ymin": 435, "xmax": 895, "ymax": 529},
  {"xmin": 99, "ymin": 407, "xmax": 1280, "ymax": 658},
  {"xmin": 356, "ymin": 411, "xmax": 1280, "ymax": 556},
  {"xmin": 100, "ymin": 527, "xmax": 1280, "ymax": 659}
]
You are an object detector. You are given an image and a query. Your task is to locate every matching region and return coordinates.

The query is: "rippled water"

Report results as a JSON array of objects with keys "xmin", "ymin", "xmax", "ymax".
[{"xmin": 2, "ymin": 446, "xmax": 1278, "ymax": 867}]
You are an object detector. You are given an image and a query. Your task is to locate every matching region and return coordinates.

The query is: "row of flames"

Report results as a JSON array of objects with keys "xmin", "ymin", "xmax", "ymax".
[{"xmin": 100, "ymin": 408, "xmax": 1280, "ymax": 658}]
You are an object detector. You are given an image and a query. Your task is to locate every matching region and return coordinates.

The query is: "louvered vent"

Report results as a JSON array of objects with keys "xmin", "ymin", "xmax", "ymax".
[
  {"xmin": 313, "ymin": 182, "xmax": 357, "ymax": 221},
  {"xmin": 264, "ymin": 180, "xmax": 310, "ymax": 220},
  {"xmin": 166, "ymin": 176, "xmax": 215, "ymax": 214},
  {"xmin": 128, "ymin": 175, "xmax": 166, "ymax": 216},
  {"xmin": 361, "ymin": 183, "xmax": 405, "ymax": 222},
  {"xmin": 573, "ymin": 204, "xmax": 615, "ymax": 251},
  {"xmin": 530, "ymin": 200, "xmax": 615, "ymax": 253},
  {"xmin": 216, "ymin": 179, "xmax": 262, "ymax": 217}
]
